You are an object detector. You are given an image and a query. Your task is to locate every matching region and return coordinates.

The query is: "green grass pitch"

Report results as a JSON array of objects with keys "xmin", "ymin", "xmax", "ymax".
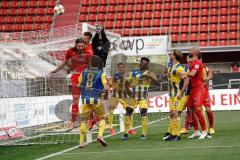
[{"xmin": 1, "ymin": 111, "xmax": 240, "ymax": 160}]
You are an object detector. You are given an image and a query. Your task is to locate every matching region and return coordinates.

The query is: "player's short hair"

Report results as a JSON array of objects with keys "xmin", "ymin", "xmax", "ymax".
[
  {"xmin": 75, "ymin": 37, "xmax": 86, "ymax": 45},
  {"xmin": 83, "ymin": 32, "xmax": 93, "ymax": 39},
  {"xmin": 190, "ymin": 47, "xmax": 200, "ymax": 56},
  {"xmin": 90, "ymin": 55, "xmax": 102, "ymax": 68},
  {"xmin": 117, "ymin": 63, "xmax": 125, "ymax": 67},
  {"xmin": 141, "ymin": 57, "xmax": 150, "ymax": 63},
  {"xmin": 173, "ymin": 50, "xmax": 183, "ymax": 61}
]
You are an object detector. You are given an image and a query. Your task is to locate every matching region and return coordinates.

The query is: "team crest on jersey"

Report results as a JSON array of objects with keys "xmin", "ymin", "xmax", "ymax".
[{"xmin": 194, "ymin": 64, "xmax": 199, "ymax": 69}]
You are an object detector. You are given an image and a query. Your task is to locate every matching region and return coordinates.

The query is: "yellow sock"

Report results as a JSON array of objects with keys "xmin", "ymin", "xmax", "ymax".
[
  {"xmin": 142, "ymin": 116, "xmax": 148, "ymax": 136},
  {"xmin": 130, "ymin": 114, "xmax": 134, "ymax": 128},
  {"xmin": 79, "ymin": 122, "xmax": 87, "ymax": 144},
  {"xmin": 173, "ymin": 117, "xmax": 180, "ymax": 136},
  {"xmin": 108, "ymin": 111, "xmax": 114, "ymax": 128},
  {"xmin": 201, "ymin": 106, "xmax": 209, "ymax": 131},
  {"xmin": 124, "ymin": 116, "xmax": 131, "ymax": 134},
  {"xmin": 98, "ymin": 119, "xmax": 105, "ymax": 138},
  {"xmin": 170, "ymin": 119, "xmax": 175, "ymax": 135}
]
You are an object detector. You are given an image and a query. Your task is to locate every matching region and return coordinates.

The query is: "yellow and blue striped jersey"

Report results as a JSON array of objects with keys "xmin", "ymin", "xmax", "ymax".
[
  {"xmin": 168, "ymin": 63, "xmax": 187, "ymax": 97},
  {"xmin": 78, "ymin": 67, "xmax": 107, "ymax": 105},
  {"xmin": 111, "ymin": 72, "xmax": 128, "ymax": 99},
  {"xmin": 127, "ymin": 69, "xmax": 156, "ymax": 100}
]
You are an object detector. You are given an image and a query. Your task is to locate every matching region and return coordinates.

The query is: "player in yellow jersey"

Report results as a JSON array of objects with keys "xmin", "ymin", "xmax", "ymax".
[
  {"xmin": 163, "ymin": 50, "xmax": 189, "ymax": 141},
  {"xmin": 122, "ymin": 57, "xmax": 160, "ymax": 140},
  {"xmin": 108, "ymin": 63, "xmax": 136, "ymax": 135},
  {"xmin": 78, "ymin": 56, "xmax": 109, "ymax": 148}
]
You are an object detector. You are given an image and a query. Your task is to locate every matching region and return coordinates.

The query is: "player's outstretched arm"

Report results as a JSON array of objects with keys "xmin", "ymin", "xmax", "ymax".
[
  {"xmin": 143, "ymin": 71, "xmax": 161, "ymax": 86},
  {"xmin": 50, "ymin": 61, "xmax": 68, "ymax": 74}
]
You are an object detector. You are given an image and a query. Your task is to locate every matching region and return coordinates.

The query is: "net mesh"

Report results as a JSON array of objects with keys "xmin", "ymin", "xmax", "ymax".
[{"xmin": 0, "ymin": 23, "xmax": 169, "ymax": 146}]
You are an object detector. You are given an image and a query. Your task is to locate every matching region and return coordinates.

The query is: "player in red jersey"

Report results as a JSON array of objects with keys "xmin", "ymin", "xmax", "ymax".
[
  {"xmin": 199, "ymin": 54, "xmax": 215, "ymax": 134},
  {"xmin": 50, "ymin": 37, "xmax": 93, "ymax": 128},
  {"xmin": 187, "ymin": 48, "xmax": 208, "ymax": 139},
  {"xmin": 83, "ymin": 32, "xmax": 94, "ymax": 56}
]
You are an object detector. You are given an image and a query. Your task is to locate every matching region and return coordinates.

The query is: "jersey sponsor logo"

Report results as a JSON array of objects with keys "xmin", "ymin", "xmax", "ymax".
[{"xmin": 194, "ymin": 64, "xmax": 199, "ymax": 69}]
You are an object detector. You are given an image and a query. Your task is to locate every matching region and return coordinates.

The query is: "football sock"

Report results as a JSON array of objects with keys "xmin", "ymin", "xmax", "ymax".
[
  {"xmin": 142, "ymin": 116, "xmax": 148, "ymax": 136},
  {"xmin": 98, "ymin": 119, "xmax": 105, "ymax": 138}
]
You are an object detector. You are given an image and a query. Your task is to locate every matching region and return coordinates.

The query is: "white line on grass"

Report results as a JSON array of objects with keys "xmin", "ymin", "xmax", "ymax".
[
  {"xmin": 35, "ymin": 116, "xmax": 169, "ymax": 160},
  {"xmin": 61, "ymin": 144, "xmax": 240, "ymax": 155}
]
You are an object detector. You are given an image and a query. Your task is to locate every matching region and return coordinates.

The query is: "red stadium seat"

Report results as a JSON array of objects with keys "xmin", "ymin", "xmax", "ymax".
[
  {"xmin": 109, "ymin": 0, "xmax": 117, "ymax": 5},
  {"xmin": 118, "ymin": 0, "xmax": 126, "ymax": 5},
  {"xmin": 201, "ymin": 9, "xmax": 208, "ymax": 16},
  {"xmin": 209, "ymin": 40, "xmax": 218, "ymax": 46},
  {"xmin": 88, "ymin": 14, "xmax": 97, "ymax": 21},
  {"xmin": 210, "ymin": 8, "xmax": 218, "ymax": 16},
  {"xmin": 29, "ymin": 1, "xmax": 37, "ymax": 7},
  {"xmin": 220, "ymin": 24, "xmax": 228, "ymax": 31},
  {"xmin": 8, "ymin": 9, "xmax": 17, "ymax": 16},
  {"xmin": 229, "ymin": 40, "xmax": 237, "ymax": 45},
  {"xmin": 79, "ymin": 14, "xmax": 86, "ymax": 22},
  {"xmin": 117, "ymin": 5, "xmax": 125, "ymax": 12},
  {"xmin": 229, "ymin": 23, "xmax": 237, "ymax": 31},
  {"xmin": 134, "ymin": 20, "xmax": 142, "ymax": 28},
  {"xmin": 201, "ymin": 1, "xmax": 209, "ymax": 8},
  {"xmin": 192, "ymin": 1, "xmax": 200, "ymax": 9},
  {"xmin": 210, "ymin": 1, "xmax": 218, "ymax": 8},
  {"xmin": 124, "ymin": 20, "xmax": 132, "ymax": 28},
  {"xmin": 28, "ymin": 8, "xmax": 36, "ymax": 15},
  {"xmin": 180, "ymin": 34, "xmax": 188, "ymax": 42},
  {"xmin": 220, "ymin": 16, "xmax": 228, "ymax": 23},
  {"xmin": 230, "ymin": 15, "xmax": 238, "ymax": 23},
  {"xmin": 180, "ymin": 26, "xmax": 188, "ymax": 33},
  {"xmin": 25, "ymin": 16, "xmax": 34, "ymax": 23},
  {"xmin": 143, "ymin": 19, "xmax": 152, "ymax": 27},
  {"xmin": 39, "ymin": 1, "xmax": 48, "ymax": 7},
  {"xmin": 200, "ymin": 41, "xmax": 208, "ymax": 47},
  {"xmin": 145, "ymin": 4, "xmax": 153, "ymax": 11},
  {"xmin": 13, "ymin": 24, "xmax": 22, "ymax": 32},
  {"xmin": 171, "ymin": 18, "xmax": 180, "ymax": 26},
  {"xmin": 134, "ymin": 12, "xmax": 143, "ymax": 19},
  {"xmin": 209, "ymin": 16, "xmax": 218, "ymax": 23},
  {"xmin": 80, "ymin": 7, "xmax": 88, "ymax": 14},
  {"xmin": 182, "ymin": 10, "xmax": 190, "ymax": 17},
  {"xmin": 48, "ymin": 1, "xmax": 56, "ymax": 7},
  {"xmin": 219, "ymin": 40, "xmax": 227, "ymax": 46},
  {"xmin": 219, "ymin": 32, "xmax": 227, "ymax": 40},
  {"xmin": 106, "ymin": 13, "xmax": 115, "ymax": 20},
  {"xmin": 15, "ymin": 16, "xmax": 25, "ymax": 24},
  {"xmin": 220, "ymin": 8, "xmax": 228, "ymax": 15},
  {"xmin": 41, "ymin": 23, "xmax": 51, "ymax": 30},
  {"xmin": 171, "ymin": 26, "xmax": 179, "ymax": 33},
  {"xmin": 128, "ymin": 0, "xmax": 135, "ymax": 4},
  {"xmin": 108, "ymin": 5, "xmax": 116, "ymax": 13},
  {"xmin": 230, "ymin": 0, "xmax": 238, "ymax": 7},
  {"xmin": 91, "ymin": 0, "xmax": 99, "ymax": 5},
  {"xmin": 191, "ymin": 9, "xmax": 199, "ymax": 17},
  {"xmin": 220, "ymin": 1, "xmax": 228, "ymax": 7},
  {"xmin": 126, "ymin": 12, "xmax": 133, "ymax": 20},
  {"xmin": 136, "ymin": 4, "xmax": 144, "ymax": 11},
  {"xmin": 0, "ymin": 17, "xmax": 5, "ymax": 24},
  {"xmin": 150, "ymin": 19, "xmax": 159, "ymax": 27},
  {"xmin": 98, "ymin": 6, "xmax": 106, "ymax": 13},
  {"xmin": 171, "ymin": 34, "xmax": 179, "ymax": 43},
  {"xmin": 34, "ymin": 16, "xmax": 43, "ymax": 23},
  {"xmin": 10, "ymin": 1, "xmax": 19, "ymax": 8},
  {"xmin": 126, "ymin": 5, "xmax": 134, "ymax": 12},
  {"xmin": 43, "ymin": 16, "xmax": 52, "ymax": 23},
  {"xmin": 229, "ymin": 32, "xmax": 237, "ymax": 39},
  {"xmin": 191, "ymin": 17, "xmax": 199, "ymax": 25},
  {"xmin": 210, "ymin": 24, "xmax": 218, "ymax": 31},
  {"xmin": 97, "ymin": 14, "xmax": 105, "ymax": 21},
  {"xmin": 154, "ymin": 3, "xmax": 162, "ymax": 11},
  {"xmin": 1, "ymin": 2, "xmax": 8, "ymax": 8},
  {"xmin": 182, "ymin": 2, "xmax": 190, "ymax": 9},
  {"xmin": 5, "ymin": 17, "xmax": 14, "ymax": 23},
  {"xmin": 145, "ymin": 12, "xmax": 152, "ymax": 19},
  {"xmin": 163, "ymin": 11, "xmax": 171, "ymax": 18},
  {"xmin": 23, "ymin": 24, "xmax": 32, "ymax": 31},
  {"xmin": 116, "ymin": 13, "xmax": 124, "ymax": 20},
  {"xmin": 115, "ymin": 21, "xmax": 123, "ymax": 29},
  {"xmin": 189, "ymin": 33, "xmax": 198, "ymax": 41},
  {"xmin": 190, "ymin": 25, "xmax": 198, "ymax": 33},
  {"xmin": 173, "ymin": 10, "xmax": 180, "ymax": 17},
  {"xmin": 200, "ymin": 24, "xmax": 208, "ymax": 32},
  {"xmin": 89, "ymin": 6, "xmax": 97, "ymax": 13},
  {"xmin": 37, "ymin": 8, "xmax": 46, "ymax": 15},
  {"xmin": 200, "ymin": 33, "xmax": 208, "ymax": 41},
  {"xmin": 181, "ymin": 17, "xmax": 189, "ymax": 25},
  {"xmin": 162, "ymin": 18, "xmax": 170, "ymax": 26},
  {"xmin": 0, "ymin": 9, "xmax": 7, "ymax": 16},
  {"xmin": 151, "ymin": 29, "xmax": 161, "ymax": 35},
  {"xmin": 230, "ymin": 8, "xmax": 238, "ymax": 15},
  {"xmin": 18, "ymin": 8, "xmax": 27, "ymax": 15},
  {"xmin": 173, "ymin": 2, "xmax": 181, "ymax": 9},
  {"xmin": 200, "ymin": 17, "xmax": 208, "ymax": 24},
  {"xmin": 209, "ymin": 32, "xmax": 218, "ymax": 40},
  {"xmin": 164, "ymin": 3, "xmax": 172, "ymax": 10},
  {"xmin": 153, "ymin": 11, "xmax": 161, "ymax": 18},
  {"xmin": 105, "ymin": 21, "xmax": 114, "ymax": 29}
]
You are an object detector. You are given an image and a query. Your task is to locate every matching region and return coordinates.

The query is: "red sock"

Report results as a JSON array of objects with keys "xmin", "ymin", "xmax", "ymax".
[
  {"xmin": 192, "ymin": 112, "xmax": 199, "ymax": 131},
  {"xmin": 207, "ymin": 111, "xmax": 214, "ymax": 128},
  {"xmin": 184, "ymin": 112, "xmax": 190, "ymax": 130},
  {"xmin": 71, "ymin": 104, "xmax": 79, "ymax": 122},
  {"xmin": 194, "ymin": 109, "xmax": 206, "ymax": 131}
]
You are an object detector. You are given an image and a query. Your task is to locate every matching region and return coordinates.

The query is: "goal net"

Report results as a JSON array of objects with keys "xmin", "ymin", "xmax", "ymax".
[{"xmin": 0, "ymin": 23, "xmax": 169, "ymax": 146}]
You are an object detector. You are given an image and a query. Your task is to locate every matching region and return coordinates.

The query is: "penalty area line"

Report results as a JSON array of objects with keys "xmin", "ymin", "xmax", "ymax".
[{"xmin": 35, "ymin": 116, "xmax": 168, "ymax": 160}]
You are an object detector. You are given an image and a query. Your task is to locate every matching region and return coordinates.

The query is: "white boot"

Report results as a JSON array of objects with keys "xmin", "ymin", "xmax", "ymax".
[
  {"xmin": 188, "ymin": 130, "xmax": 201, "ymax": 139},
  {"xmin": 199, "ymin": 131, "xmax": 208, "ymax": 139}
]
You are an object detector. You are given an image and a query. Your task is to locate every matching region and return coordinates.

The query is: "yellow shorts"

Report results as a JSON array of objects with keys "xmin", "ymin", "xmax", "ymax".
[
  {"xmin": 127, "ymin": 98, "xmax": 148, "ymax": 110},
  {"xmin": 170, "ymin": 96, "xmax": 189, "ymax": 111},
  {"xmin": 110, "ymin": 97, "xmax": 128, "ymax": 110},
  {"xmin": 81, "ymin": 103, "xmax": 105, "ymax": 121}
]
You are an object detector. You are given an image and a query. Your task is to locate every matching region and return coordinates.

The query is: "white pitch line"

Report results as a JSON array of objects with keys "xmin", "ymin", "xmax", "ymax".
[
  {"xmin": 61, "ymin": 144, "xmax": 240, "ymax": 155},
  {"xmin": 35, "ymin": 116, "xmax": 169, "ymax": 160}
]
